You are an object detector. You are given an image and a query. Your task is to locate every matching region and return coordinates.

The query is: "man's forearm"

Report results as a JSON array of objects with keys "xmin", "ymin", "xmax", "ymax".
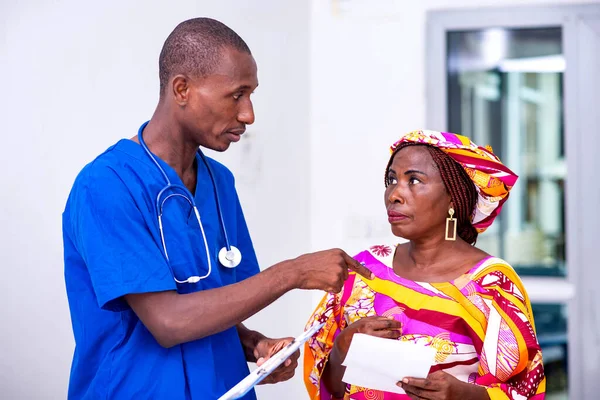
[
  {"xmin": 125, "ymin": 261, "xmax": 296, "ymax": 348},
  {"xmin": 126, "ymin": 248, "xmax": 365, "ymax": 349}
]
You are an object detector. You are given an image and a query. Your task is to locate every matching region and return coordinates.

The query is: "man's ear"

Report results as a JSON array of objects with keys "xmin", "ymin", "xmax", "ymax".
[{"xmin": 171, "ymin": 75, "xmax": 190, "ymax": 106}]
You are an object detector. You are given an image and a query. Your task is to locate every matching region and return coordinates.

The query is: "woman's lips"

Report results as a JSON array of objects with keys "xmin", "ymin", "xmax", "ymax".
[{"xmin": 387, "ymin": 210, "xmax": 408, "ymax": 223}]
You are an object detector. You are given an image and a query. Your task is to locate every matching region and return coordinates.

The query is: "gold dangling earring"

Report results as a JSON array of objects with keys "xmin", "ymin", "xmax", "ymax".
[{"xmin": 445, "ymin": 207, "xmax": 457, "ymax": 241}]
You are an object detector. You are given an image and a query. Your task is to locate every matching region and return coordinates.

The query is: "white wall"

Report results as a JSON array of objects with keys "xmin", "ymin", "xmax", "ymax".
[{"xmin": 3, "ymin": 0, "xmax": 599, "ymax": 399}]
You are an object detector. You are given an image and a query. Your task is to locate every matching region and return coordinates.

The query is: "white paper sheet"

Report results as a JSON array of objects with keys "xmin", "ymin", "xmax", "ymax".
[{"xmin": 341, "ymin": 334, "xmax": 437, "ymax": 394}]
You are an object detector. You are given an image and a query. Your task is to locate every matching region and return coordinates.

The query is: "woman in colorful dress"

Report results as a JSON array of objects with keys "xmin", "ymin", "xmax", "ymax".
[{"xmin": 304, "ymin": 130, "xmax": 545, "ymax": 400}]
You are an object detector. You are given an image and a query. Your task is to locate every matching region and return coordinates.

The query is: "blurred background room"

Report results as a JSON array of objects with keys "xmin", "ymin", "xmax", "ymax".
[{"xmin": 1, "ymin": 1, "xmax": 599, "ymax": 399}]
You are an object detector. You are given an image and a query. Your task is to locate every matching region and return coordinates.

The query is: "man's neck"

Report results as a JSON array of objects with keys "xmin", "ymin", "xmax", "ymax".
[{"xmin": 138, "ymin": 109, "xmax": 198, "ymax": 179}]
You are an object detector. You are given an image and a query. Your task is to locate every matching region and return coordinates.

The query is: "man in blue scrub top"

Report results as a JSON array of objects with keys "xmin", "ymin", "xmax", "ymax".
[{"xmin": 62, "ymin": 17, "xmax": 372, "ymax": 400}]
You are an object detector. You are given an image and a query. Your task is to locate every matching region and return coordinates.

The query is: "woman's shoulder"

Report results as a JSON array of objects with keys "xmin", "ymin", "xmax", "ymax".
[
  {"xmin": 348, "ymin": 243, "xmax": 401, "ymax": 282},
  {"xmin": 357, "ymin": 243, "xmax": 397, "ymax": 257},
  {"xmin": 353, "ymin": 243, "xmax": 401, "ymax": 267},
  {"xmin": 466, "ymin": 255, "xmax": 532, "ymax": 301},
  {"xmin": 468, "ymin": 254, "xmax": 516, "ymax": 278}
]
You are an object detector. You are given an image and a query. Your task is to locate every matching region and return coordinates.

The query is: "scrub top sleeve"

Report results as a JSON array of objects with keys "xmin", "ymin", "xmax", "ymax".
[
  {"xmin": 233, "ymin": 193, "xmax": 260, "ymax": 283},
  {"xmin": 71, "ymin": 166, "xmax": 176, "ymax": 311}
]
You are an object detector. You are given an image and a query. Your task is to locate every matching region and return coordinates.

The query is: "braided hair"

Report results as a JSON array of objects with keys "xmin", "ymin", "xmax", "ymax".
[{"xmin": 384, "ymin": 143, "xmax": 479, "ymax": 244}]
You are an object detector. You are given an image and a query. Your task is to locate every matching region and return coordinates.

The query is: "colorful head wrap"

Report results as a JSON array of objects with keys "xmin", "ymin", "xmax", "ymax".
[{"xmin": 389, "ymin": 130, "xmax": 518, "ymax": 234}]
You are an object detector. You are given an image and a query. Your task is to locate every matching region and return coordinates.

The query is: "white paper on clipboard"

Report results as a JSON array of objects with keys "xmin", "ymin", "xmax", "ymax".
[{"xmin": 218, "ymin": 322, "xmax": 325, "ymax": 400}]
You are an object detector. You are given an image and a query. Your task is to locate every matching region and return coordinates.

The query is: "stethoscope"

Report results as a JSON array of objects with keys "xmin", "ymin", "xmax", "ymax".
[{"xmin": 138, "ymin": 124, "xmax": 242, "ymax": 284}]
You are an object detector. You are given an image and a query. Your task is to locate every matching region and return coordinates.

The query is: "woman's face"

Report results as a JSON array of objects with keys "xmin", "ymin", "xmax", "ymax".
[{"xmin": 384, "ymin": 146, "xmax": 451, "ymax": 240}]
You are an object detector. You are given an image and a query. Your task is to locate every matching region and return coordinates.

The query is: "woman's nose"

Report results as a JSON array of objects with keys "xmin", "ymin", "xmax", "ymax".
[{"xmin": 388, "ymin": 184, "xmax": 406, "ymax": 204}]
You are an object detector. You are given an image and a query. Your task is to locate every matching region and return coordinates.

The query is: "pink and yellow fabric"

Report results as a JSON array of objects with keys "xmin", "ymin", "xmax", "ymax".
[
  {"xmin": 389, "ymin": 130, "xmax": 518, "ymax": 234},
  {"xmin": 303, "ymin": 245, "xmax": 546, "ymax": 400}
]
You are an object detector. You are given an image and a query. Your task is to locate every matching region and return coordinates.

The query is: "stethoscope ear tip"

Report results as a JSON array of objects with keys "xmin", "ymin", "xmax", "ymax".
[{"xmin": 219, "ymin": 246, "xmax": 242, "ymax": 268}]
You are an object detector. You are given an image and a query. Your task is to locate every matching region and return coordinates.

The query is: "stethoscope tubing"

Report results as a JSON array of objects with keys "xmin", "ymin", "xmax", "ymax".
[{"xmin": 137, "ymin": 123, "xmax": 241, "ymax": 283}]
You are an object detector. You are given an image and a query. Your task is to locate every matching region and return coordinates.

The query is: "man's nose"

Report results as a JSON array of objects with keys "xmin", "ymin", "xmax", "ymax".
[{"xmin": 238, "ymin": 100, "xmax": 255, "ymax": 125}]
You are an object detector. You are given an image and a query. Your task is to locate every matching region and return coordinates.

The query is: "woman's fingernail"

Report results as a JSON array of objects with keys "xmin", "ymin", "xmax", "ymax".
[{"xmin": 402, "ymin": 378, "xmax": 409, "ymax": 384}]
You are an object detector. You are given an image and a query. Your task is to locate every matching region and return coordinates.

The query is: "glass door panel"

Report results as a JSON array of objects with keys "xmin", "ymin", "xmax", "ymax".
[{"xmin": 446, "ymin": 27, "xmax": 567, "ymax": 399}]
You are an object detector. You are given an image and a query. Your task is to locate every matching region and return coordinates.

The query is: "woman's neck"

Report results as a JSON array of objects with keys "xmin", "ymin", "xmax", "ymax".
[{"xmin": 393, "ymin": 236, "xmax": 480, "ymax": 282}]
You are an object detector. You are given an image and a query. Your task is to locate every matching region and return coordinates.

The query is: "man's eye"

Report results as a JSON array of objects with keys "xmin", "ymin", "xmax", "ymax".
[{"xmin": 233, "ymin": 93, "xmax": 243, "ymax": 100}]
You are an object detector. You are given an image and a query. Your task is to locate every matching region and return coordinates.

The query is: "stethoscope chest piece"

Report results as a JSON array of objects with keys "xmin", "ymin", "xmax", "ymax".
[{"xmin": 219, "ymin": 245, "xmax": 242, "ymax": 268}]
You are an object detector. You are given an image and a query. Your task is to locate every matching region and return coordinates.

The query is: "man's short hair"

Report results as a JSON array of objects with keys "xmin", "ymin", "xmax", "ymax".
[{"xmin": 158, "ymin": 18, "xmax": 251, "ymax": 94}]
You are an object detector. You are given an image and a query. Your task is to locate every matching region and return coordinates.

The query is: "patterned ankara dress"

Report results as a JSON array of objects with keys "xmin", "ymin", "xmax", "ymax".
[{"xmin": 304, "ymin": 245, "xmax": 545, "ymax": 400}]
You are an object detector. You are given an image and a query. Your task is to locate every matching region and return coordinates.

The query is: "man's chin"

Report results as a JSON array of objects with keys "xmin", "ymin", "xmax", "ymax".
[
  {"xmin": 202, "ymin": 141, "xmax": 232, "ymax": 153},
  {"xmin": 218, "ymin": 141, "xmax": 233, "ymax": 152}
]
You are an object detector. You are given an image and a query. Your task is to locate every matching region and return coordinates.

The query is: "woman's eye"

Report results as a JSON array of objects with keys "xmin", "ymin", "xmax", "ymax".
[
  {"xmin": 387, "ymin": 177, "xmax": 398, "ymax": 185},
  {"xmin": 409, "ymin": 177, "xmax": 421, "ymax": 185}
]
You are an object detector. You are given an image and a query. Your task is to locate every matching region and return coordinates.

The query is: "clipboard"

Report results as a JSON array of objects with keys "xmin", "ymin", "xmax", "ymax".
[{"xmin": 218, "ymin": 322, "xmax": 325, "ymax": 400}]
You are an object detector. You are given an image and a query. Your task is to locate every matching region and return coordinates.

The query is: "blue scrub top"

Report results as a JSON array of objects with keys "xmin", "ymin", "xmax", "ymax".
[{"xmin": 63, "ymin": 123, "xmax": 260, "ymax": 399}]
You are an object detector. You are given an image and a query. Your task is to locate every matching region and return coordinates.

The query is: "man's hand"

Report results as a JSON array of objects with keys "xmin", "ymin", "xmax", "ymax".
[
  {"xmin": 399, "ymin": 370, "xmax": 490, "ymax": 400},
  {"xmin": 288, "ymin": 248, "xmax": 374, "ymax": 293},
  {"xmin": 253, "ymin": 337, "xmax": 299, "ymax": 384}
]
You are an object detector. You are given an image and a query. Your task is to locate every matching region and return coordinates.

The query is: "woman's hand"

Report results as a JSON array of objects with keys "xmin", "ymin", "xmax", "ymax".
[
  {"xmin": 399, "ymin": 370, "xmax": 489, "ymax": 400},
  {"xmin": 333, "ymin": 316, "xmax": 402, "ymax": 362},
  {"xmin": 324, "ymin": 316, "xmax": 402, "ymax": 397}
]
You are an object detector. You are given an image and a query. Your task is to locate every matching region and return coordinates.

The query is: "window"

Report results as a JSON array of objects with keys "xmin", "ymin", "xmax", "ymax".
[{"xmin": 446, "ymin": 27, "xmax": 566, "ymax": 276}]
